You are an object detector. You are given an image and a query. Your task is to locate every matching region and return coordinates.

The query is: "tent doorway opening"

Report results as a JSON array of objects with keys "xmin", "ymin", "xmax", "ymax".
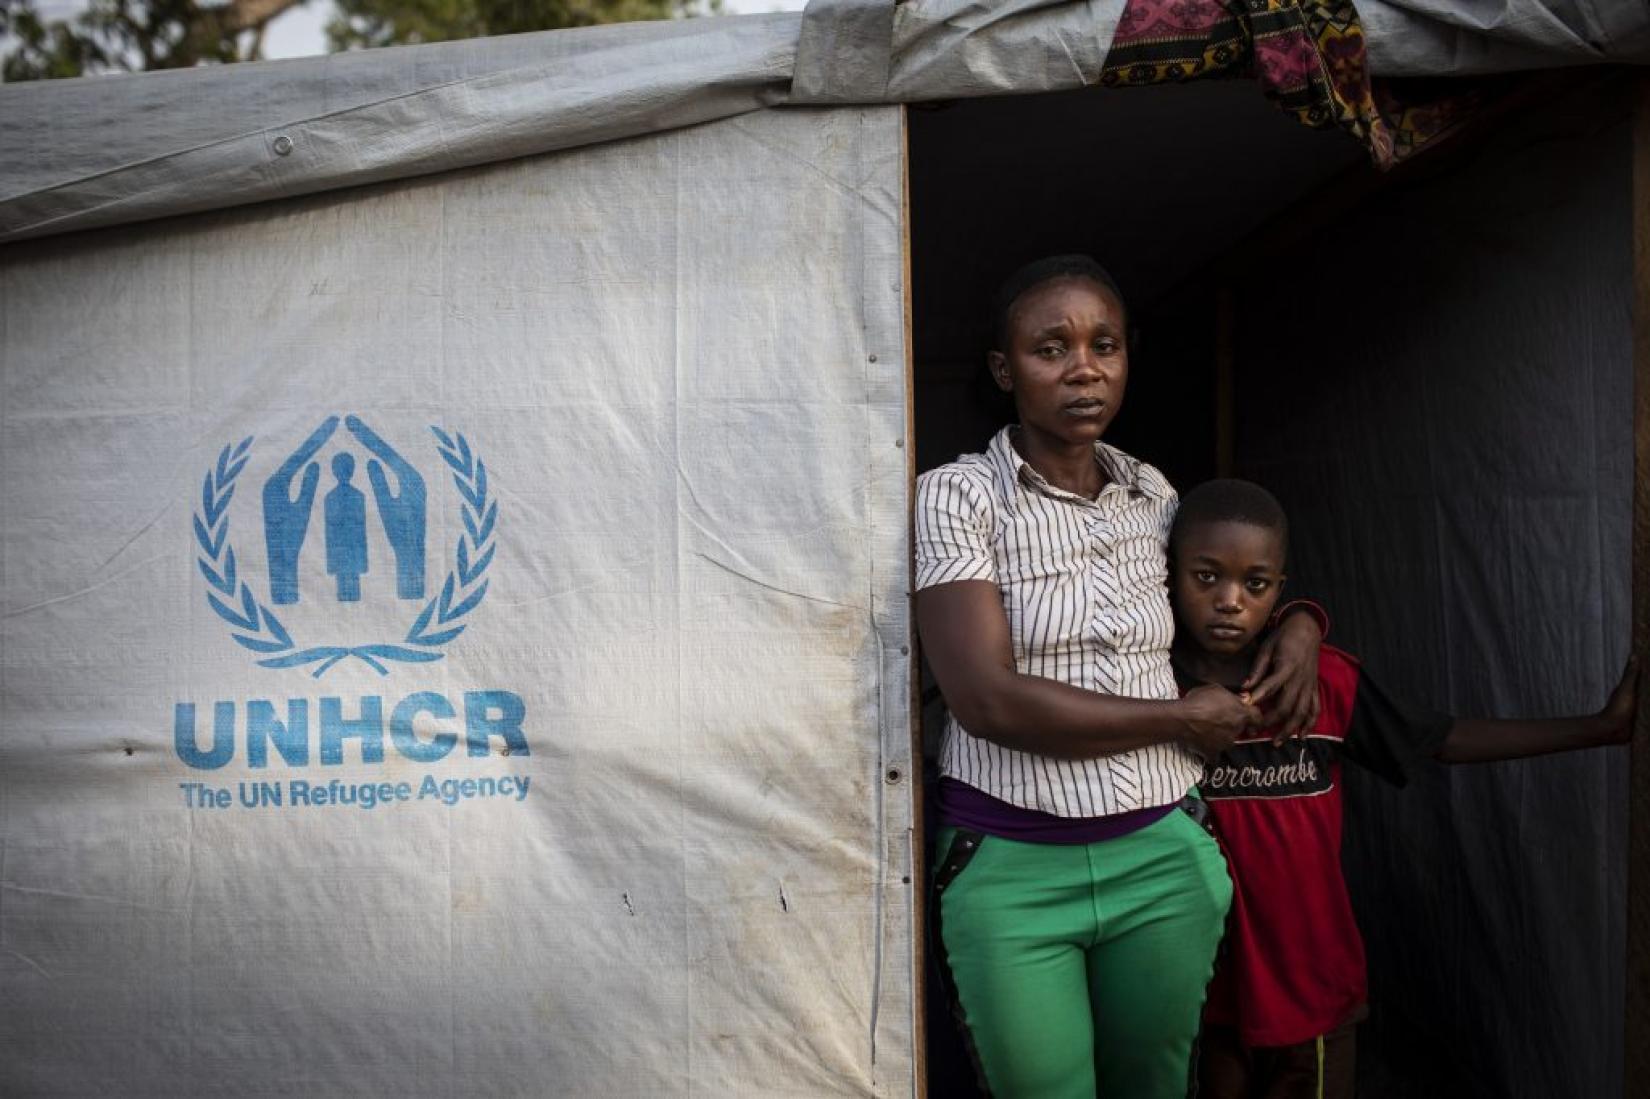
[
  {"xmin": 907, "ymin": 80, "xmax": 1365, "ymax": 489},
  {"xmin": 907, "ymin": 80, "xmax": 1368, "ymax": 1097},
  {"xmin": 907, "ymin": 72, "xmax": 1637, "ymax": 1098}
]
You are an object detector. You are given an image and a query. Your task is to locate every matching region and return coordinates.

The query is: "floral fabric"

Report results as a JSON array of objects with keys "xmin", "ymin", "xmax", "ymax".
[{"xmin": 1100, "ymin": 0, "xmax": 1483, "ymax": 168}]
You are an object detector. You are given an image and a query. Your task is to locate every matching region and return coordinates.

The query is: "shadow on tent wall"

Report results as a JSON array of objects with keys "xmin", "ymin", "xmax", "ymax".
[{"xmin": 906, "ymin": 70, "xmax": 1643, "ymax": 1099}]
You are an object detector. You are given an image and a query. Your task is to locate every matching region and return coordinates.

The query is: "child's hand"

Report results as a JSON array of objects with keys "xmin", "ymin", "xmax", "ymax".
[
  {"xmin": 1595, "ymin": 657, "xmax": 1640, "ymax": 745},
  {"xmin": 1177, "ymin": 684, "xmax": 1263, "ymax": 758}
]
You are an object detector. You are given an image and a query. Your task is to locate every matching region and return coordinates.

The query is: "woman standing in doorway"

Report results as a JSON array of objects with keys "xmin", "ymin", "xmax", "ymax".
[{"xmin": 914, "ymin": 255, "xmax": 1323, "ymax": 1098}]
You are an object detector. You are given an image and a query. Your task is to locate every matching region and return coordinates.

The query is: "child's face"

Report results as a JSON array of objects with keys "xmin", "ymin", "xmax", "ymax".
[
  {"xmin": 1171, "ymin": 520, "xmax": 1287, "ymax": 657},
  {"xmin": 988, "ymin": 276, "xmax": 1128, "ymax": 448}
]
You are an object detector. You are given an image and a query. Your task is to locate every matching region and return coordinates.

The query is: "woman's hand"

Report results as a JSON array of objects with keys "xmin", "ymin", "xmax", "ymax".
[
  {"xmin": 1176, "ymin": 684, "xmax": 1262, "ymax": 758},
  {"xmin": 1243, "ymin": 611, "xmax": 1322, "ymax": 743}
]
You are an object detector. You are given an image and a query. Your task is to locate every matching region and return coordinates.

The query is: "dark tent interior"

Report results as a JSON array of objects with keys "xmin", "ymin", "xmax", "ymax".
[{"xmin": 908, "ymin": 73, "xmax": 1634, "ymax": 1098}]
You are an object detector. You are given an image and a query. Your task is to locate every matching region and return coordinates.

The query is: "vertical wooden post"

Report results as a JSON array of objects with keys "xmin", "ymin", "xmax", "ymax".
[
  {"xmin": 901, "ymin": 104, "xmax": 929, "ymax": 1099},
  {"xmin": 1627, "ymin": 77, "xmax": 1650, "ymax": 1097},
  {"xmin": 1215, "ymin": 286, "xmax": 1236, "ymax": 478}
]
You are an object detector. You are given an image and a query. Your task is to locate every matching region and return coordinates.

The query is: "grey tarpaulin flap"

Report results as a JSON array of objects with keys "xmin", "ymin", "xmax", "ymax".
[
  {"xmin": 791, "ymin": 0, "xmax": 899, "ymax": 102},
  {"xmin": 1354, "ymin": 0, "xmax": 1650, "ymax": 76},
  {"xmin": 0, "ymin": 13, "xmax": 769, "ymax": 192},
  {"xmin": 4, "ymin": 3, "xmax": 1650, "ymax": 245},
  {"xmin": 0, "ymin": 14, "xmax": 802, "ymax": 243},
  {"xmin": 791, "ymin": 0, "xmax": 1126, "ymax": 104}
]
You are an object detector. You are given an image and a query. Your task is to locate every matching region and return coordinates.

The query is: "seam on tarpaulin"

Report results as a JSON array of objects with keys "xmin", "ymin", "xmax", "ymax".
[
  {"xmin": 670, "ymin": 130, "xmax": 694, "ymax": 1098},
  {"xmin": 90, "ymin": 500, "xmax": 172, "ymax": 573},
  {"xmin": 184, "ymin": 798, "xmax": 197, "ymax": 1083},
  {"xmin": 446, "ymin": 767, "xmax": 459, "ymax": 1095},
  {"xmin": 678, "ymin": 473, "xmax": 848, "ymax": 548},
  {"xmin": 676, "ymin": 461, "xmax": 867, "ymax": 606},
  {"xmin": 1, "ymin": 946, "xmax": 53, "ymax": 981},
  {"xmin": 2, "ymin": 552, "xmax": 168, "ymax": 619},
  {"xmin": 693, "ymin": 552, "xmax": 867, "ymax": 611},
  {"xmin": 182, "ymin": 222, "xmax": 196, "ymax": 1091},
  {"xmin": 863, "ymin": 104, "xmax": 886, "ymax": 1081},
  {"xmin": 726, "ymin": 115, "xmax": 900, "ymax": 224},
  {"xmin": 0, "ymin": 881, "xmax": 182, "ymax": 913},
  {"xmin": 1586, "ymin": 268, "xmax": 1610, "ymax": 692},
  {"xmin": 436, "ymin": 177, "xmax": 458, "ymax": 1098},
  {"xmin": 1051, "ymin": 25, "xmax": 1093, "ymax": 86},
  {"xmin": 0, "ymin": 258, "xmax": 7, "ymax": 965},
  {"xmin": 498, "ymin": 571, "xmax": 642, "ymax": 608},
  {"xmin": 0, "ymin": 798, "xmax": 7, "ymax": 974},
  {"xmin": 860, "ymin": 103, "xmax": 917, "ymax": 1094}
]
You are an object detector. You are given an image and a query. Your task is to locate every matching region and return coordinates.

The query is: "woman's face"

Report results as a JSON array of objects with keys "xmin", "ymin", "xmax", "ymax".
[{"xmin": 989, "ymin": 276, "xmax": 1127, "ymax": 449}]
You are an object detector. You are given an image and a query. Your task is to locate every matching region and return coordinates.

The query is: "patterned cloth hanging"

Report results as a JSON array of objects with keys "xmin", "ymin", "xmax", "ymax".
[{"xmin": 1099, "ymin": 0, "xmax": 1486, "ymax": 168}]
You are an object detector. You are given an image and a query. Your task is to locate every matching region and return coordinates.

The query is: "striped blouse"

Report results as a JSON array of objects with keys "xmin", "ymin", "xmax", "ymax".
[{"xmin": 914, "ymin": 426, "xmax": 1202, "ymax": 817}]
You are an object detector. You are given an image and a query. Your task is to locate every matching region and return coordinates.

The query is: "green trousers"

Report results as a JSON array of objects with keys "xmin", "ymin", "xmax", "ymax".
[{"xmin": 936, "ymin": 809, "xmax": 1232, "ymax": 1099}]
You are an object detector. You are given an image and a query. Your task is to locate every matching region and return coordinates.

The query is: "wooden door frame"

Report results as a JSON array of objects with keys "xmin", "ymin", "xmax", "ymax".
[{"xmin": 1625, "ymin": 75, "xmax": 1650, "ymax": 1099}]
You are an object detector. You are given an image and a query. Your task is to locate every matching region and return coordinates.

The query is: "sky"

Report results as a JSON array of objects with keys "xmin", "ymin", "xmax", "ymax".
[{"xmin": 264, "ymin": 0, "xmax": 808, "ymax": 60}]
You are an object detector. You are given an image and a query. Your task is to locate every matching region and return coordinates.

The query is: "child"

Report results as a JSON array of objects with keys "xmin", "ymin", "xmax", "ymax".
[{"xmin": 1166, "ymin": 478, "xmax": 1638, "ymax": 1099}]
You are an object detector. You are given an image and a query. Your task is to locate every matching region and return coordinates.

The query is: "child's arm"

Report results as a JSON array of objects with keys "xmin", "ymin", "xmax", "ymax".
[{"xmin": 1434, "ymin": 659, "xmax": 1638, "ymax": 764}]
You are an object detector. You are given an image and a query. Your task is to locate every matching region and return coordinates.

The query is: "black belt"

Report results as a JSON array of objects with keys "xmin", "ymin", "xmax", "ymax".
[{"xmin": 933, "ymin": 828, "xmax": 985, "ymax": 894}]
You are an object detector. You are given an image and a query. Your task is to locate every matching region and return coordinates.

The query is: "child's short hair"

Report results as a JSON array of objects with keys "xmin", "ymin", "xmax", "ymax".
[
  {"xmin": 1171, "ymin": 479, "xmax": 1289, "ymax": 558},
  {"xmin": 990, "ymin": 254, "xmax": 1127, "ymax": 351}
]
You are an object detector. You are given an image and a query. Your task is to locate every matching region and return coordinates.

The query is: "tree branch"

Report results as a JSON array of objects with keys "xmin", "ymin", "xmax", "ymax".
[{"xmin": 217, "ymin": 0, "xmax": 302, "ymax": 35}]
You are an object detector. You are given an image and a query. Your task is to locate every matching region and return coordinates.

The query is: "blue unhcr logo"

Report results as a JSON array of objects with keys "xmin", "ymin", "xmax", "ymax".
[
  {"xmin": 195, "ymin": 416, "xmax": 498, "ymax": 677},
  {"xmin": 263, "ymin": 416, "xmax": 428, "ymax": 606}
]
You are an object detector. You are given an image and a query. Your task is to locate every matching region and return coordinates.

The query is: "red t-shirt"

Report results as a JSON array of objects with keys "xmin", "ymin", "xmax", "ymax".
[{"xmin": 1185, "ymin": 645, "xmax": 1452, "ymax": 1047}]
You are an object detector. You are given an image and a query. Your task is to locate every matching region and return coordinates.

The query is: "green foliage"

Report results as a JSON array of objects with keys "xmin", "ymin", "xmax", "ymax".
[
  {"xmin": 1, "ymin": 0, "xmax": 285, "ymax": 77},
  {"xmin": 1, "ymin": 0, "xmax": 716, "ymax": 81},
  {"xmin": 327, "ymin": 0, "xmax": 713, "ymax": 51},
  {"xmin": 3, "ymin": 0, "xmax": 114, "ymax": 79}
]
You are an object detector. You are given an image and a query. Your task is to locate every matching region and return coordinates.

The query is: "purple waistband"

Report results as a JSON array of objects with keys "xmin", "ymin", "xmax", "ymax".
[{"xmin": 938, "ymin": 778, "xmax": 1179, "ymax": 844}]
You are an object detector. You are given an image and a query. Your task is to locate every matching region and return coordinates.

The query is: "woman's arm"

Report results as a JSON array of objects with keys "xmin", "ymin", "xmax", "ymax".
[
  {"xmin": 1435, "ymin": 659, "xmax": 1638, "ymax": 764},
  {"xmin": 1243, "ymin": 609, "xmax": 1324, "ymax": 742},
  {"xmin": 917, "ymin": 579, "xmax": 1260, "ymax": 760}
]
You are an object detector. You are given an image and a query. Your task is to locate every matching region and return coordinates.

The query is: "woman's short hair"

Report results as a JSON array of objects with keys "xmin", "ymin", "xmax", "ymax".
[{"xmin": 990, "ymin": 254, "xmax": 1128, "ymax": 351}]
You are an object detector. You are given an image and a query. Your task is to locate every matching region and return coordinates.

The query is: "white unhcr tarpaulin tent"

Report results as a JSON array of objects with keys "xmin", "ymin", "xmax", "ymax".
[
  {"xmin": 1, "ymin": 1, "xmax": 1647, "ymax": 1095},
  {"xmin": 1, "ymin": 102, "xmax": 914, "ymax": 1094}
]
